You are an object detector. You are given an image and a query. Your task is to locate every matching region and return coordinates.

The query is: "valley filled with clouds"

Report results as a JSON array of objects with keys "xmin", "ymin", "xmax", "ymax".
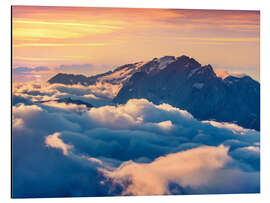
[{"xmin": 12, "ymin": 81, "xmax": 260, "ymax": 198}]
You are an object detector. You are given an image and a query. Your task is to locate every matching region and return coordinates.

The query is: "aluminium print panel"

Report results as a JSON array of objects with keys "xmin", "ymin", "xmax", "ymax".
[{"xmin": 12, "ymin": 6, "xmax": 260, "ymax": 198}]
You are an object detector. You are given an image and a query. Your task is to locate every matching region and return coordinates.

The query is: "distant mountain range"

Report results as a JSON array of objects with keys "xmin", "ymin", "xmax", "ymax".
[
  {"xmin": 48, "ymin": 55, "xmax": 260, "ymax": 131},
  {"xmin": 37, "ymin": 97, "xmax": 93, "ymax": 108}
]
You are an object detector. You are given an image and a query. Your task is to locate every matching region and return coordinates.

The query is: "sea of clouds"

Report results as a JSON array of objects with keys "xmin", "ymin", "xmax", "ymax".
[{"xmin": 12, "ymin": 82, "xmax": 260, "ymax": 198}]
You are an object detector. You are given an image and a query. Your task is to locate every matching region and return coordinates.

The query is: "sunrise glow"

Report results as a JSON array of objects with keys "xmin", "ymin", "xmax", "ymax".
[{"xmin": 12, "ymin": 6, "xmax": 260, "ymax": 81}]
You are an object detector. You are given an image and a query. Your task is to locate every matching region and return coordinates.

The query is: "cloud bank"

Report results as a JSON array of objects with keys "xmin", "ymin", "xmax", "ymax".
[
  {"xmin": 12, "ymin": 82, "xmax": 260, "ymax": 198},
  {"xmin": 101, "ymin": 145, "xmax": 259, "ymax": 195}
]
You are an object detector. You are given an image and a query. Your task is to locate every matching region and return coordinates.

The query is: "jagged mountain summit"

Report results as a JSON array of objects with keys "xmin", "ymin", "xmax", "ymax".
[
  {"xmin": 48, "ymin": 56, "xmax": 178, "ymax": 86},
  {"xmin": 48, "ymin": 55, "xmax": 260, "ymax": 131}
]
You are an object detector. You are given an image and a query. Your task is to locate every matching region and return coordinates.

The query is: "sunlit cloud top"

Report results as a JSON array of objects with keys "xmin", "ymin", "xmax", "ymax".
[{"xmin": 12, "ymin": 6, "xmax": 260, "ymax": 81}]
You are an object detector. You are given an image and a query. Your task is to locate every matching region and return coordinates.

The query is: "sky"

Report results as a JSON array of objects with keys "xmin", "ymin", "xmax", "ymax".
[{"xmin": 12, "ymin": 6, "xmax": 260, "ymax": 81}]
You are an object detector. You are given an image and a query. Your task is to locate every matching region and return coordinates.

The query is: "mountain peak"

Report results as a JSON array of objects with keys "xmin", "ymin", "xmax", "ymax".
[
  {"xmin": 159, "ymin": 55, "xmax": 176, "ymax": 61},
  {"xmin": 175, "ymin": 55, "xmax": 201, "ymax": 68},
  {"xmin": 114, "ymin": 56, "xmax": 260, "ymax": 131},
  {"xmin": 47, "ymin": 55, "xmax": 259, "ymax": 130},
  {"xmin": 177, "ymin": 55, "xmax": 190, "ymax": 60},
  {"xmin": 200, "ymin": 64, "xmax": 217, "ymax": 79}
]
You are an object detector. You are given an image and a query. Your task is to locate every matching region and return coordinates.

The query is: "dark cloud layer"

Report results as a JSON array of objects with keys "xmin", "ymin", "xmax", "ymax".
[{"xmin": 12, "ymin": 83, "xmax": 260, "ymax": 198}]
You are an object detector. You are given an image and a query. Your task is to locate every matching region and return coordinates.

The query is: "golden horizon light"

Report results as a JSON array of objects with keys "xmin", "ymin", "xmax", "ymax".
[{"xmin": 12, "ymin": 6, "xmax": 260, "ymax": 81}]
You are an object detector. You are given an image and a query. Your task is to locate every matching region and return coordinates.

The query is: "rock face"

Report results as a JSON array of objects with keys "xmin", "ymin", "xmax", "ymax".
[
  {"xmin": 113, "ymin": 56, "xmax": 260, "ymax": 131},
  {"xmin": 48, "ymin": 55, "xmax": 260, "ymax": 131}
]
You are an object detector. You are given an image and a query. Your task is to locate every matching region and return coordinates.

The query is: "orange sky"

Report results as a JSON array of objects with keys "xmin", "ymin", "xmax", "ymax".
[{"xmin": 12, "ymin": 6, "xmax": 260, "ymax": 81}]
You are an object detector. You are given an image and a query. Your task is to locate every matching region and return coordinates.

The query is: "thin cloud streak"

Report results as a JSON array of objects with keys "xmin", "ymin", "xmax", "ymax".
[
  {"xmin": 178, "ymin": 37, "xmax": 259, "ymax": 42},
  {"xmin": 14, "ymin": 56, "xmax": 91, "ymax": 61},
  {"xmin": 14, "ymin": 43, "xmax": 109, "ymax": 48},
  {"xmin": 13, "ymin": 19, "xmax": 121, "ymax": 30}
]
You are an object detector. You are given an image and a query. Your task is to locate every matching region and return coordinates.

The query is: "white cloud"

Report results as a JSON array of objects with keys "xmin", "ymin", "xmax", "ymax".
[
  {"xmin": 157, "ymin": 120, "xmax": 174, "ymax": 131},
  {"xmin": 202, "ymin": 120, "xmax": 257, "ymax": 135},
  {"xmin": 13, "ymin": 103, "xmax": 43, "ymax": 118},
  {"xmin": 85, "ymin": 99, "xmax": 194, "ymax": 130},
  {"xmin": 41, "ymin": 101, "xmax": 89, "ymax": 113},
  {"xmin": 88, "ymin": 82, "xmax": 122, "ymax": 99},
  {"xmin": 45, "ymin": 132, "xmax": 73, "ymax": 155},
  {"xmin": 12, "ymin": 82, "xmax": 260, "ymax": 197},
  {"xmin": 12, "ymin": 82, "xmax": 117, "ymax": 107},
  {"xmin": 12, "ymin": 117, "xmax": 24, "ymax": 130},
  {"xmin": 100, "ymin": 145, "xmax": 231, "ymax": 195}
]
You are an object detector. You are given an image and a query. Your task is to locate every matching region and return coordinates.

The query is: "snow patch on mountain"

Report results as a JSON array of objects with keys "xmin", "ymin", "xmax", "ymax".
[
  {"xmin": 157, "ymin": 56, "xmax": 176, "ymax": 70},
  {"xmin": 187, "ymin": 67, "xmax": 202, "ymax": 79},
  {"xmin": 97, "ymin": 56, "xmax": 176, "ymax": 84}
]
